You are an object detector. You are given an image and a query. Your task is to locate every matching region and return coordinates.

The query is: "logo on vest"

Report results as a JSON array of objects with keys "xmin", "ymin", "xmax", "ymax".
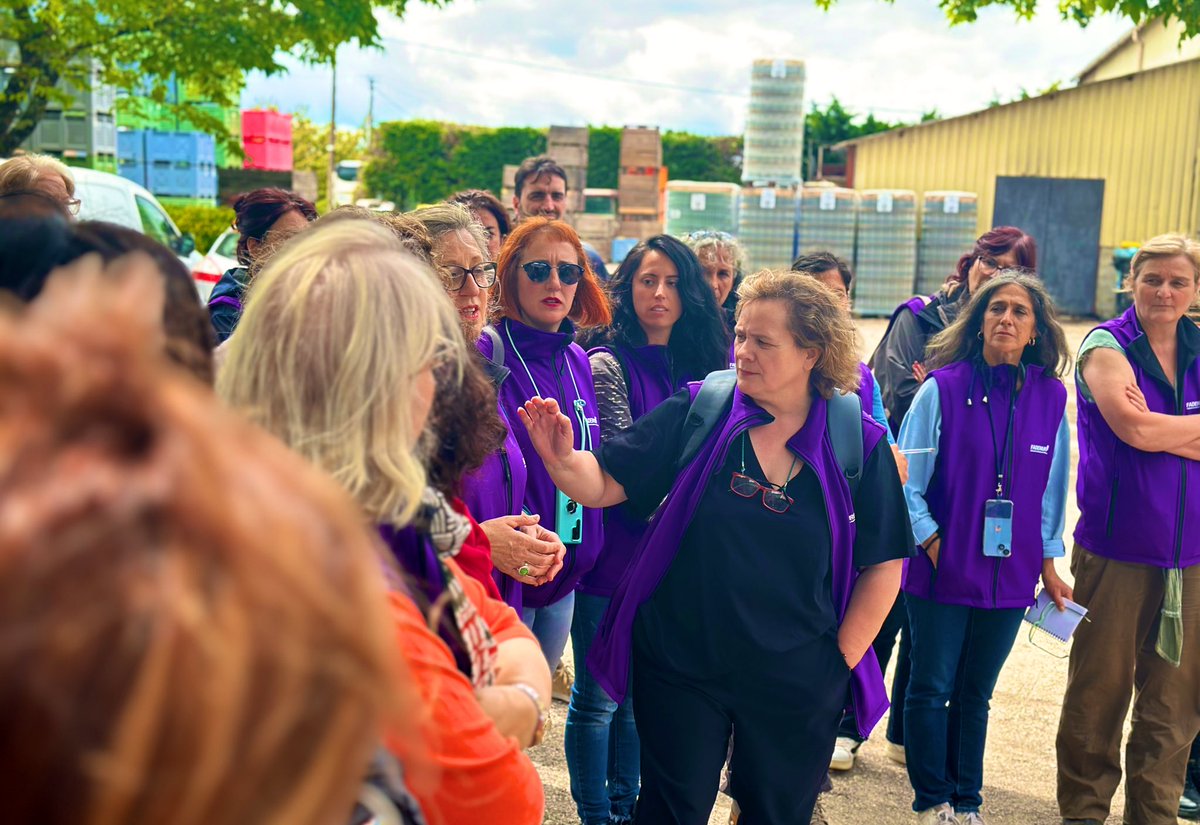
[
  {"xmin": 848, "ymin": 513, "xmax": 856, "ymax": 524},
  {"xmin": 585, "ymin": 417, "xmax": 599, "ymax": 426},
  {"xmin": 1030, "ymin": 444, "xmax": 1050, "ymax": 455},
  {"xmin": 1187, "ymin": 400, "xmax": 1200, "ymax": 412}
]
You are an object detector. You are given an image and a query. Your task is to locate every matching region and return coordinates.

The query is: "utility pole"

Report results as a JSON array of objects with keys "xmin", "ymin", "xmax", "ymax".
[
  {"xmin": 327, "ymin": 49, "xmax": 337, "ymax": 209},
  {"xmin": 366, "ymin": 76, "xmax": 375, "ymax": 151}
]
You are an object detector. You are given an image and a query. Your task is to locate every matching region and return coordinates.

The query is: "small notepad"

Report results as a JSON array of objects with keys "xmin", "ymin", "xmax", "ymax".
[{"xmin": 1023, "ymin": 589, "xmax": 1089, "ymax": 642}]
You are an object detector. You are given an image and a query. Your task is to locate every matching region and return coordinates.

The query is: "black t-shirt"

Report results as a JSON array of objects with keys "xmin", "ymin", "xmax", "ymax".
[{"xmin": 597, "ymin": 390, "xmax": 913, "ymax": 676}]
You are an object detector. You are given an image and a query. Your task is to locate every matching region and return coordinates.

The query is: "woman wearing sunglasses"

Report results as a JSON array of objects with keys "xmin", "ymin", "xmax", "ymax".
[
  {"xmin": 896, "ymin": 271, "xmax": 1072, "ymax": 825},
  {"xmin": 520, "ymin": 270, "xmax": 910, "ymax": 824},
  {"xmin": 480, "ymin": 217, "xmax": 612, "ymax": 676}
]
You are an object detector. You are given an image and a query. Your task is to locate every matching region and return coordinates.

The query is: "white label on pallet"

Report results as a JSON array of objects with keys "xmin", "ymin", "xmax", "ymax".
[
  {"xmin": 944, "ymin": 194, "xmax": 960, "ymax": 214},
  {"xmin": 771, "ymin": 60, "xmax": 787, "ymax": 79},
  {"xmin": 876, "ymin": 192, "xmax": 894, "ymax": 213},
  {"xmin": 690, "ymin": 193, "xmax": 707, "ymax": 211},
  {"xmin": 760, "ymin": 188, "xmax": 777, "ymax": 209},
  {"xmin": 819, "ymin": 190, "xmax": 837, "ymax": 211},
  {"xmin": 668, "ymin": 208, "xmax": 682, "ymax": 220}
]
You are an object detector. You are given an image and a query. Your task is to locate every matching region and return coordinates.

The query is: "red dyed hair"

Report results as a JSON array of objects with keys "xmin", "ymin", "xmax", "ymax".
[
  {"xmin": 950, "ymin": 226, "xmax": 1038, "ymax": 288},
  {"xmin": 492, "ymin": 218, "xmax": 612, "ymax": 329}
]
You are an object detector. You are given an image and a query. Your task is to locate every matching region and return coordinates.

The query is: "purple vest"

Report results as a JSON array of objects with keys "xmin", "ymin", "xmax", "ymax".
[
  {"xmin": 903, "ymin": 361, "xmax": 1066, "ymax": 609},
  {"xmin": 588, "ymin": 386, "xmax": 890, "ymax": 738},
  {"xmin": 857, "ymin": 361, "xmax": 875, "ymax": 413},
  {"xmin": 460, "ymin": 358, "xmax": 530, "ymax": 610},
  {"xmin": 478, "ymin": 317, "xmax": 604, "ymax": 609},
  {"xmin": 580, "ymin": 344, "xmax": 682, "ymax": 598},
  {"xmin": 1074, "ymin": 307, "xmax": 1200, "ymax": 568}
]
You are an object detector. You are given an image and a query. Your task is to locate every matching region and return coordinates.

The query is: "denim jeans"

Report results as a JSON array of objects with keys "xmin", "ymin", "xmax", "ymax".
[
  {"xmin": 521, "ymin": 590, "xmax": 575, "ymax": 670},
  {"xmin": 904, "ymin": 593, "xmax": 1024, "ymax": 814},
  {"xmin": 565, "ymin": 593, "xmax": 640, "ymax": 825}
]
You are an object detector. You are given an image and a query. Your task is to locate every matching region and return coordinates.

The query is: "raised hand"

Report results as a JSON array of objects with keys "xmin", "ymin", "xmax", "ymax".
[{"xmin": 517, "ymin": 397, "xmax": 576, "ymax": 469}]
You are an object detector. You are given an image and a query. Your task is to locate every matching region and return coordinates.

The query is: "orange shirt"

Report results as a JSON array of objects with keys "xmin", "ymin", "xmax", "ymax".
[{"xmin": 386, "ymin": 559, "xmax": 544, "ymax": 825}]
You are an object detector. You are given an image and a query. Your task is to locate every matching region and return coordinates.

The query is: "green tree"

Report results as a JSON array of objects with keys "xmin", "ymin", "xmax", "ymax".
[
  {"xmin": 586, "ymin": 126, "xmax": 621, "ymax": 188},
  {"xmin": 292, "ymin": 113, "xmax": 365, "ymax": 209},
  {"xmin": 662, "ymin": 131, "xmax": 742, "ymax": 183},
  {"xmin": 0, "ymin": 0, "xmax": 452, "ymax": 156},
  {"xmin": 815, "ymin": 0, "xmax": 1199, "ymax": 37},
  {"xmin": 802, "ymin": 98, "xmax": 905, "ymax": 179}
]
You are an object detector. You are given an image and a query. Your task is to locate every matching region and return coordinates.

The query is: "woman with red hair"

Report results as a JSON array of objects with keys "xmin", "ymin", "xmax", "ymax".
[{"xmin": 476, "ymin": 218, "xmax": 611, "ymax": 684}]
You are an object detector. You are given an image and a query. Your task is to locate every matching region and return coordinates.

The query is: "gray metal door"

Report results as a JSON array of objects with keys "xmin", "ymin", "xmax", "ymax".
[{"xmin": 992, "ymin": 176, "xmax": 1104, "ymax": 315}]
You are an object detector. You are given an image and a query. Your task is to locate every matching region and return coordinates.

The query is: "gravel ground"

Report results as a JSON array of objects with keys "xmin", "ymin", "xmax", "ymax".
[{"xmin": 530, "ymin": 318, "xmax": 1185, "ymax": 825}]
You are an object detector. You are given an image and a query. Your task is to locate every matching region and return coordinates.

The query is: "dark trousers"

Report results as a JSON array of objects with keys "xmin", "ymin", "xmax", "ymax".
[
  {"xmin": 904, "ymin": 594, "xmax": 1025, "ymax": 814},
  {"xmin": 838, "ymin": 591, "xmax": 911, "ymax": 744},
  {"xmin": 632, "ymin": 635, "xmax": 848, "ymax": 825}
]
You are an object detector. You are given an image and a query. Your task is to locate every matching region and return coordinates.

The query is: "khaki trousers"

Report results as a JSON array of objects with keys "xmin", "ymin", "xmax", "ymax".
[{"xmin": 1056, "ymin": 545, "xmax": 1200, "ymax": 825}]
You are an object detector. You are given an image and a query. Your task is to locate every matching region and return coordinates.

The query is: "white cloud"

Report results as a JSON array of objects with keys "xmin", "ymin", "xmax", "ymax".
[{"xmin": 243, "ymin": 0, "xmax": 1131, "ymax": 133}]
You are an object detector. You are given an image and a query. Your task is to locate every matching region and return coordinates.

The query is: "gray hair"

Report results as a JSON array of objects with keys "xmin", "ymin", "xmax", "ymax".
[{"xmin": 411, "ymin": 203, "xmax": 489, "ymax": 259}]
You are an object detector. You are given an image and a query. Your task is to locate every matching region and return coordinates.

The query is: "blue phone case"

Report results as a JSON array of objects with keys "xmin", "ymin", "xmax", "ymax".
[
  {"xmin": 556, "ymin": 488, "xmax": 583, "ymax": 545},
  {"xmin": 983, "ymin": 499, "xmax": 1013, "ymax": 557}
]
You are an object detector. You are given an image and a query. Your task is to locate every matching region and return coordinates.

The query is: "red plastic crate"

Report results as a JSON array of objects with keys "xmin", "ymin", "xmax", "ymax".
[{"xmin": 241, "ymin": 110, "xmax": 292, "ymax": 144}]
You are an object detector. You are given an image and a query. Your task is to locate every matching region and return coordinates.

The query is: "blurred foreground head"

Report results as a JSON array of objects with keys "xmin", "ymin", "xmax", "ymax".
[{"xmin": 0, "ymin": 256, "xmax": 400, "ymax": 825}]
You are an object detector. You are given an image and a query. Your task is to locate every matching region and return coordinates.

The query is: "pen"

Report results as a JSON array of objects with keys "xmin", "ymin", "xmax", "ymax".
[{"xmin": 899, "ymin": 447, "xmax": 937, "ymax": 455}]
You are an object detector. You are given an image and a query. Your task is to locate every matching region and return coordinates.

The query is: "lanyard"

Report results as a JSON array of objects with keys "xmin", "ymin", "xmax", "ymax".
[
  {"xmin": 504, "ymin": 320, "xmax": 593, "ymax": 452},
  {"xmin": 983, "ymin": 366, "xmax": 1020, "ymax": 498}
]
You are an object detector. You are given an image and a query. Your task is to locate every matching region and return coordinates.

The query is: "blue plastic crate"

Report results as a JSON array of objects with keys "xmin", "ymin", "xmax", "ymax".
[
  {"xmin": 117, "ymin": 157, "xmax": 146, "ymax": 189},
  {"xmin": 117, "ymin": 129, "xmax": 146, "ymax": 164}
]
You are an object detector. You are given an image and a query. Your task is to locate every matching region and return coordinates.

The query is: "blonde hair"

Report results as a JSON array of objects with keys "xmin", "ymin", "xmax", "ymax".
[
  {"xmin": 0, "ymin": 153, "xmax": 75, "ymax": 197},
  {"xmin": 0, "ymin": 260, "xmax": 402, "ymax": 825},
  {"xmin": 413, "ymin": 202, "xmax": 489, "ymax": 261},
  {"xmin": 735, "ymin": 269, "xmax": 862, "ymax": 399},
  {"xmin": 218, "ymin": 219, "xmax": 465, "ymax": 525},
  {"xmin": 1126, "ymin": 233, "xmax": 1200, "ymax": 301}
]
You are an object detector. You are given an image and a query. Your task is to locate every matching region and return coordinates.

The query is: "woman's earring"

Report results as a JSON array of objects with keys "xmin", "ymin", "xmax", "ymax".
[
  {"xmin": 977, "ymin": 331, "xmax": 984, "ymax": 340},
  {"xmin": 1028, "ymin": 336, "xmax": 1038, "ymax": 347}
]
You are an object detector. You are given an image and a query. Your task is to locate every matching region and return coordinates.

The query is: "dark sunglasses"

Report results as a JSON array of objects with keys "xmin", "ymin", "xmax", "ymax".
[
  {"xmin": 522, "ymin": 260, "xmax": 584, "ymax": 286},
  {"xmin": 444, "ymin": 262, "xmax": 498, "ymax": 290}
]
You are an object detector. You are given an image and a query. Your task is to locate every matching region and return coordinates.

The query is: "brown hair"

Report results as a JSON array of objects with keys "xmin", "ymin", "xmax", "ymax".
[
  {"xmin": 735, "ymin": 269, "xmax": 862, "ymax": 399},
  {"xmin": 0, "ymin": 264, "xmax": 405, "ymax": 825},
  {"xmin": 493, "ymin": 218, "xmax": 611, "ymax": 329},
  {"xmin": 448, "ymin": 189, "xmax": 510, "ymax": 238},
  {"xmin": 513, "ymin": 156, "xmax": 568, "ymax": 196},
  {"xmin": 231, "ymin": 187, "xmax": 317, "ymax": 266}
]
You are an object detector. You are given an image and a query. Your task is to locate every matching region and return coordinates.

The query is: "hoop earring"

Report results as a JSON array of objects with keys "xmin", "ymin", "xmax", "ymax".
[
  {"xmin": 977, "ymin": 331, "xmax": 984, "ymax": 340},
  {"xmin": 1028, "ymin": 336, "xmax": 1038, "ymax": 347}
]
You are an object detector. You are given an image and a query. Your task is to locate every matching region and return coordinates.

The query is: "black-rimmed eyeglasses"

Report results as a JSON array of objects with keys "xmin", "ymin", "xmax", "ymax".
[{"xmin": 445, "ymin": 262, "xmax": 498, "ymax": 290}]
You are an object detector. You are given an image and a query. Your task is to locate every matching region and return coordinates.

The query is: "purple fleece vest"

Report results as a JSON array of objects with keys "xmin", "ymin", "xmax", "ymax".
[
  {"xmin": 588, "ymin": 386, "xmax": 890, "ymax": 738},
  {"xmin": 903, "ymin": 360, "xmax": 1066, "ymax": 609},
  {"xmin": 857, "ymin": 361, "xmax": 876, "ymax": 413},
  {"xmin": 478, "ymin": 317, "xmax": 604, "ymax": 609},
  {"xmin": 1074, "ymin": 307, "xmax": 1200, "ymax": 568},
  {"xmin": 460, "ymin": 358, "xmax": 529, "ymax": 610},
  {"xmin": 580, "ymin": 344, "xmax": 682, "ymax": 598}
]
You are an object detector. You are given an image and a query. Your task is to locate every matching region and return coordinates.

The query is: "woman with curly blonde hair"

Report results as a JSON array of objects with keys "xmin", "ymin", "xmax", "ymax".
[{"xmin": 519, "ymin": 269, "xmax": 911, "ymax": 824}]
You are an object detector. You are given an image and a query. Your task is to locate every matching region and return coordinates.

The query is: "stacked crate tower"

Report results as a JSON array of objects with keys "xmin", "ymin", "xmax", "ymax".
[
  {"xmin": 22, "ymin": 60, "xmax": 118, "ymax": 173},
  {"xmin": 853, "ymin": 189, "xmax": 919, "ymax": 316},
  {"xmin": 917, "ymin": 191, "xmax": 979, "ymax": 295},
  {"xmin": 796, "ymin": 183, "xmax": 859, "ymax": 263},
  {"xmin": 118, "ymin": 130, "xmax": 217, "ymax": 199},
  {"xmin": 242, "ymin": 110, "xmax": 294, "ymax": 172},
  {"xmin": 548, "ymin": 127, "xmax": 613, "ymax": 260},
  {"xmin": 664, "ymin": 181, "xmax": 740, "ymax": 238},
  {"xmin": 617, "ymin": 127, "xmax": 665, "ymax": 243},
  {"xmin": 738, "ymin": 58, "xmax": 806, "ymax": 272}
]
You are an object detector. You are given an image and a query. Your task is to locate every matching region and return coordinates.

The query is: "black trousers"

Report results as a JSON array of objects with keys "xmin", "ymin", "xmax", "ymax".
[
  {"xmin": 632, "ymin": 634, "xmax": 849, "ymax": 825},
  {"xmin": 838, "ymin": 591, "xmax": 911, "ymax": 744}
]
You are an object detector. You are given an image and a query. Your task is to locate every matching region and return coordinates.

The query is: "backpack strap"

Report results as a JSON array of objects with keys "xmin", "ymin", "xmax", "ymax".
[
  {"xmin": 826, "ymin": 390, "xmax": 864, "ymax": 497},
  {"xmin": 207, "ymin": 295, "xmax": 243, "ymax": 313},
  {"xmin": 481, "ymin": 325, "xmax": 505, "ymax": 369},
  {"xmin": 676, "ymin": 369, "xmax": 737, "ymax": 471}
]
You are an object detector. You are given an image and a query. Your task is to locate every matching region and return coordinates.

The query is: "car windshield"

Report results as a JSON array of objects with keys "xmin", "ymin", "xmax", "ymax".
[{"xmin": 215, "ymin": 231, "xmax": 239, "ymax": 258}]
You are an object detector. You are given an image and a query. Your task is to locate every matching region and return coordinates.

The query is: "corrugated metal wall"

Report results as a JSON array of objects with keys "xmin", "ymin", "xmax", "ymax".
[{"xmin": 845, "ymin": 59, "xmax": 1200, "ymax": 250}]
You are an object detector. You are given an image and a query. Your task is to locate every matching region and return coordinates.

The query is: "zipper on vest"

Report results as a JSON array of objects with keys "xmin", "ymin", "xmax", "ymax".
[
  {"xmin": 500, "ymin": 448, "xmax": 513, "ymax": 516},
  {"xmin": 1105, "ymin": 473, "xmax": 1120, "ymax": 537},
  {"xmin": 991, "ymin": 558, "xmax": 1001, "ymax": 609},
  {"xmin": 1175, "ymin": 389, "xmax": 1186, "ymax": 567}
]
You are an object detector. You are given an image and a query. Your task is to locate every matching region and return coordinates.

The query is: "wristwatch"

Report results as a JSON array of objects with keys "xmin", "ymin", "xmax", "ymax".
[{"xmin": 511, "ymin": 682, "xmax": 547, "ymax": 748}]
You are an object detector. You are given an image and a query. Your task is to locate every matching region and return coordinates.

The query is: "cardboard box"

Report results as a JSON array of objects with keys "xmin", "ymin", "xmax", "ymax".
[
  {"xmin": 618, "ymin": 170, "xmax": 660, "ymax": 196},
  {"xmin": 573, "ymin": 214, "xmax": 619, "ymax": 234},
  {"xmin": 618, "ymin": 217, "xmax": 663, "ymax": 241},
  {"xmin": 549, "ymin": 125, "xmax": 589, "ymax": 146},
  {"xmin": 561, "ymin": 165, "xmax": 587, "ymax": 192},
  {"xmin": 547, "ymin": 144, "xmax": 588, "ymax": 168},
  {"xmin": 620, "ymin": 127, "xmax": 662, "ymax": 167}
]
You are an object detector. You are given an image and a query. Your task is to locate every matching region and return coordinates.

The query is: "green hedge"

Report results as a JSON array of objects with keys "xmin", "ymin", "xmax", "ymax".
[
  {"xmin": 363, "ymin": 121, "xmax": 743, "ymax": 209},
  {"xmin": 162, "ymin": 203, "xmax": 235, "ymax": 252}
]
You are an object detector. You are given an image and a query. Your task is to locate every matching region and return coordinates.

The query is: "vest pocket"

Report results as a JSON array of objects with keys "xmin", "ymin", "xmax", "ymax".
[{"xmin": 1105, "ymin": 472, "xmax": 1120, "ymax": 537}]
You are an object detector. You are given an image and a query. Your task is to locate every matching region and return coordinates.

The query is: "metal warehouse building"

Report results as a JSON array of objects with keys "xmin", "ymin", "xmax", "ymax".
[{"xmin": 836, "ymin": 22, "xmax": 1200, "ymax": 317}]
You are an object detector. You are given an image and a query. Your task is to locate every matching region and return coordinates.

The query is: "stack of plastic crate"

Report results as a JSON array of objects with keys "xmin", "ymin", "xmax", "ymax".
[
  {"xmin": 853, "ymin": 189, "xmax": 918, "ymax": 316},
  {"xmin": 738, "ymin": 185, "xmax": 799, "ymax": 272},
  {"xmin": 117, "ymin": 130, "xmax": 147, "ymax": 188},
  {"xmin": 242, "ymin": 110, "xmax": 293, "ymax": 172},
  {"xmin": 145, "ymin": 131, "xmax": 217, "ymax": 198},
  {"xmin": 742, "ymin": 59, "xmax": 805, "ymax": 185},
  {"xmin": 664, "ymin": 181, "xmax": 740, "ymax": 238},
  {"xmin": 796, "ymin": 184, "xmax": 859, "ymax": 263},
  {"xmin": 917, "ymin": 191, "xmax": 978, "ymax": 295}
]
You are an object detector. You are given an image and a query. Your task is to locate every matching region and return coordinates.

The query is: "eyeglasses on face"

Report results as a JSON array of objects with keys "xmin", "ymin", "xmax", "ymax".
[
  {"xmin": 978, "ymin": 256, "xmax": 1003, "ymax": 274},
  {"xmin": 522, "ymin": 260, "xmax": 584, "ymax": 286},
  {"xmin": 65, "ymin": 198, "xmax": 81, "ymax": 216},
  {"xmin": 729, "ymin": 471, "xmax": 794, "ymax": 514},
  {"xmin": 444, "ymin": 262, "xmax": 498, "ymax": 290}
]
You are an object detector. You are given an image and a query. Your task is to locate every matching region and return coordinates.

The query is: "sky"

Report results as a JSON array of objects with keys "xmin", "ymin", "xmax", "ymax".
[{"xmin": 242, "ymin": 0, "xmax": 1132, "ymax": 135}]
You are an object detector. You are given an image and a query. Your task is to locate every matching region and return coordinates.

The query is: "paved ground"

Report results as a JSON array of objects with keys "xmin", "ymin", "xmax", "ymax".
[{"xmin": 530, "ymin": 318, "xmax": 1185, "ymax": 824}]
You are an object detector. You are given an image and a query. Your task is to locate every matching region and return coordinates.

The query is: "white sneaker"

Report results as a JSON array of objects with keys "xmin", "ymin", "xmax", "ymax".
[
  {"xmin": 829, "ymin": 736, "xmax": 859, "ymax": 771},
  {"xmin": 917, "ymin": 803, "xmax": 960, "ymax": 825},
  {"xmin": 958, "ymin": 813, "xmax": 985, "ymax": 825},
  {"xmin": 886, "ymin": 740, "xmax": 907, "ymax": 765}
]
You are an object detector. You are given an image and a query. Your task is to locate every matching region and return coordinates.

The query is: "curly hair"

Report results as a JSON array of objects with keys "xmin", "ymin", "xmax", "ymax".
[
  {"xmin": 735, "ymin": 269, "xmax": 862, "ymax": 399},
  {"xmin": 686, "ymin": 230, "xmax": 747, "ymax": 313},
  {"xmin": 580, "ymin": 234, "xmax": 728, "ymax": 379},
  {"xmin": 925, "ymin": 270, "xmax": 1070, "ymax": 378}
]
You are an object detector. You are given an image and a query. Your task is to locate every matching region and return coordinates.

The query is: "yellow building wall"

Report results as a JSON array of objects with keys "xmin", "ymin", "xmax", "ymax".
[
  {"xmin": 847, "ymin": 59, "xmax": 1200, "ymax": 252},
  {"xmin": 1081, "ymin": 18, "xmax": 1200, "ymax": 84}
]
